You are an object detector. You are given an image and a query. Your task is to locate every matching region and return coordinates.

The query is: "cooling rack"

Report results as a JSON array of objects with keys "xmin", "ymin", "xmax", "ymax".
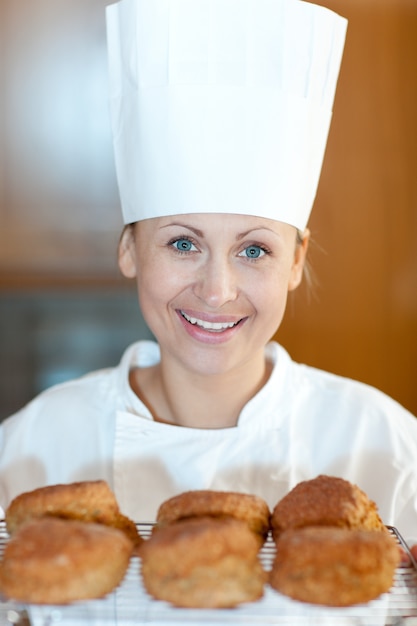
[{"xmin": 0, "ymin": 521, "xmax": 416, "ymax": 625}]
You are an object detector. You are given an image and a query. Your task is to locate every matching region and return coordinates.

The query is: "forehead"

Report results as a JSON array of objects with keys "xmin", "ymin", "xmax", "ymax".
[{"xmin": 136, "ymin": 213, "xmax": 296, "ymax": 238}]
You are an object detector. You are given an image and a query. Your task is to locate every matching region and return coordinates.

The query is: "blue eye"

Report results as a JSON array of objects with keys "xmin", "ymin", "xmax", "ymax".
[
  {"xmin": 172, "ymin": 238, "xmax": 196, "ymax": 252},
  {"xmin": 242, "ymin": 245, "xmax": 264, "ymax": 259}
]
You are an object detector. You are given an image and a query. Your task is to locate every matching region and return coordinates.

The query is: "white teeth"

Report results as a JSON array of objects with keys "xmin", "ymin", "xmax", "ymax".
[{"xmin": 181, "ymin": 311, "xmax": 237, "ymax": 331}]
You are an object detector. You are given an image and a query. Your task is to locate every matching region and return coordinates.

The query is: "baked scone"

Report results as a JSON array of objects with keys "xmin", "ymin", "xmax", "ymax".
[
  {"xmin": 156, "ymin": 489, "xmax": 270, "ymax": 545},
  {"xmin": 0, "ymin": 517, "xmax": 133, "ymax": 604},
  {"xmin": 141, "ymin": 517, "xmax": 266, "ymax": 608},
  {"xmin": 269, "ymin": 525, "xmax": 400, "ymax": 606},
  {"xmin": 5, "ymin": 480, "xmax": 142, "ymax": 550},
  {"xmin": 271, "ymin": 475, "xmax": 385, "ymax": 541}
]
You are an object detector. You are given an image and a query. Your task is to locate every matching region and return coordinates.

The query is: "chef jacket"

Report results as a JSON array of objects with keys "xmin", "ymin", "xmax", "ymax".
[{"xmin": 0, "ymin": 340, "xmax": 416, "ymax": 545}]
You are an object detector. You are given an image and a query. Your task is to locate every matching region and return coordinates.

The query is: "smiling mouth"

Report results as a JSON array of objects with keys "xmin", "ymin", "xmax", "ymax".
[{"xmin": 180, "ymin": 311, "xmax": 242, "ymax": 332}]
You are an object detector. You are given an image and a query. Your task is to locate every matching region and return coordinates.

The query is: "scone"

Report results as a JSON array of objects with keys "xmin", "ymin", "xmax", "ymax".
[
  {"xmin": 156, "ymin": 489, "xmax": 270, "ymax": 545},
  {"xmin": 5, "ymin": 480, "xmax": 142, "ymax": 550},
  {"xmin": 271, "ymin": 475, "xmax": 385, "ymax": 541},
  {"xmin": 269, "ymin": 525, "xmax": 400, "ymax": 606},
  {"xmin": 0, "ymin": 517, "xmax": 133, "ymax": 604},
  {"xmin": 141, "ymin": 516, "xmax": 266, "ymax": 608}
]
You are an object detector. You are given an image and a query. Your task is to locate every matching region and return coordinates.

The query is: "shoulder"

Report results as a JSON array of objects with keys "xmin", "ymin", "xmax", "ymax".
[
  {"xmin": 0, "ymin": 366, "xmax": 117, "ymax": 439},
  {"xmin": 301, "ymin": 363, "xmax": 413, "ymax": 421},
  {"xmin": 0, "ymin": 339, "xmax": 159, "ymax": 432},
  {"xmin": 269, "ymin": 341, "xmax": 416, "ymax": 425},
  {"xmin": 0, "ymin": 351, "xmax": 131, "ymax": 507}
]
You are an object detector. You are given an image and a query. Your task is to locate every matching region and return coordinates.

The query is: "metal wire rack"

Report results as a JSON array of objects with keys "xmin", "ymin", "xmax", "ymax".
[{"xmin": 0, "ymin": 521, "xmax": 416, "ymax": 625}]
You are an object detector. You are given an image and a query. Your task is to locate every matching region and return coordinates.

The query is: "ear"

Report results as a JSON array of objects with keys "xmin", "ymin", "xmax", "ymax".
[
  {"xmin": 288, "ymin": 228, "xmax": 310, "ymax": 292},
  {"xmin": 118, "ymin": 226, "xmax": 138, "ymax": 279}
]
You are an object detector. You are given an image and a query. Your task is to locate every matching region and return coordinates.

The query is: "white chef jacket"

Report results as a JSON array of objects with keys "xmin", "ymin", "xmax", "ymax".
[{"xmin": 1, "ymin": 340, "xmax": 416, "ymax": 545}]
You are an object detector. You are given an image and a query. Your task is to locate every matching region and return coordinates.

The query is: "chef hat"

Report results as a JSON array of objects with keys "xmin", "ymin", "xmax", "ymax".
[{"xmin": 106, "ymin": 0, "xmax": 347, "ymax": 230}]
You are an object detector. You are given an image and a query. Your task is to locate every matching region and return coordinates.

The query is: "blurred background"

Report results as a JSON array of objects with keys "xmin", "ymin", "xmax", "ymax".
[{"xmin": 0, "ymin": 0, "xmax": 416, "ymax": 421}]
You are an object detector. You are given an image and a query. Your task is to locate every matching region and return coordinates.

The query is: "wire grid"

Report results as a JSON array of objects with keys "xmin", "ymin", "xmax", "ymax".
[{"xmin": 0, "ymin": 522, "xmax": 416, "ymax": 625}]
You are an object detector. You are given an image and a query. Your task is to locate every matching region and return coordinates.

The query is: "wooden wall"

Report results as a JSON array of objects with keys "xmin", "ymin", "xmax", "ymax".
[
  {"xmin": 0, "ymin": 0, "xmax": 122, "ymax": 284},
  {"xmin": 0, "ymin": 0, "xmax": 416, "ymax": 415},
  {"xmin": 277, "ymin": 0, "xmax": 417, "ymax": 415}
]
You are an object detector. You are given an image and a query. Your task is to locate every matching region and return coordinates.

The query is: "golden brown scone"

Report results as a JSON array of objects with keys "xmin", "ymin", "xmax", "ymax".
[
  {"xmin": 0, "ymin": 517, "xmax": 133, "ymax": 604},
  {"xmin": 271, "ymin": 475, "xmax": 385, "ymax": 541},
  {"xmin": 269, "ymin": 526, "xmax": 400, "ymax": 606},
  {"xmin": 109, "ymin": 512, "xmax": 143, "ymax": 552},
  {"xmin": 5, "ymin": 480, "xmax": 143, "ymax": 550},
  {"xmin": 156, "ymin": 490, "xmax": 270, "ymax": 544},
  {"xmin": 141, "ymin": 517, "xmax": 266, "ymax": 608}
]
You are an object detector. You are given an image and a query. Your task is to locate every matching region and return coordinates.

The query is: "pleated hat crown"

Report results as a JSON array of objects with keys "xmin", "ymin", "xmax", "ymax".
[{"xmin": 106, "ymin": 0, "xmax": 347, "ymax": 229}]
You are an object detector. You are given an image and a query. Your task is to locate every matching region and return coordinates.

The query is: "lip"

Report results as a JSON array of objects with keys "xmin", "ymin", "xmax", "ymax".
[
  {"xmin": 176, "ymin": 309, "xmax": 247, "ymax": 344},
  {"xmin": 179, "ymin": 309, "xmax": 242, "ymax": 324}
]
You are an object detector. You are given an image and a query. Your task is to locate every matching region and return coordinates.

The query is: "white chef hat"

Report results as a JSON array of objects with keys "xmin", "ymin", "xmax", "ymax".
[{"xmin": 106, "ymin": 0, "xmax": 347, "ymax": 230}]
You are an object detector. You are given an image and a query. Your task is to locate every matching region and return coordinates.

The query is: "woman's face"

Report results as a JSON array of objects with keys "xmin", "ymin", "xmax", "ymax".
[{"xmin": 119, "ymin": 213, "xmax": 309, "ymax": 377}]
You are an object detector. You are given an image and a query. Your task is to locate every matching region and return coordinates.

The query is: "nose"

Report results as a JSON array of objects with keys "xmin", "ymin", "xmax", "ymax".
[{"xmin": 193, "ymin": 255, "xmax": 239, "ymax": 309}]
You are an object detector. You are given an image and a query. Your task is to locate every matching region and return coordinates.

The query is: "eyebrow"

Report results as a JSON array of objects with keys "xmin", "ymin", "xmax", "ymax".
[
  {"xmin": 159, "ymin": 223, "xmax": 204, "ymax": 237},
  {"xmin": 236, "ymin": 227, "xmax": 280, "ymax": 240},
  {"xmin": 159, "ymin": 221, "xmax": 280, "ymax": 241}
]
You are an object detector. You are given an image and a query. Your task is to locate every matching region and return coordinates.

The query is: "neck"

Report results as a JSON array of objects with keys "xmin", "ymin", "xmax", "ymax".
[{"xmin": 130, "ymin": 351, "xmax": 272, "ymax": 429}]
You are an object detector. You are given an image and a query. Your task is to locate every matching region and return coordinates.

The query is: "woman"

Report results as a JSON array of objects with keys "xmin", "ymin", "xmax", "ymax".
[
  {"xmin": 1, "ymin": 0, "xmax": 417, "ymax": 560},
  {"xmin": 119, "ymin": 215, "xmax": 309, "ymax": 430}
]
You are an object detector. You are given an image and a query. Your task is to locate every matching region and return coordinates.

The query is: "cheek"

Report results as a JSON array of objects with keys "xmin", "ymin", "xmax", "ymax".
[
  {"xmin": 135, "ymin": 276, "xmax": 166, "ymax": 337},
  {"xmin": 246, "ymin": 269, "xmax": 288, "ymax": 314},
  {"xmin": 262, "ymin": 275, "xmax": 292, "ymax": 335},
  {"xmin": 136, "ymin": 271, "xmax": 164, "ymax": 311},
  {"xmin": 135, "ymin": 258, "xmax": 183, "ymax": 315},
  {"xmin": 259, "ymin": 259, "xmax": 294, "ymax": 293},
  {"xmin": 253, "ymin": 262, "xmax": 294, "ymax": 313}
]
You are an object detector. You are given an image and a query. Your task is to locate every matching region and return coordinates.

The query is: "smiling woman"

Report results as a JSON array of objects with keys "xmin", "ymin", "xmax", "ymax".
[
  {"xmin": 0, "ymin": 0, "xmax": 417, "ymax": 566},
  {"xmin": 118, "ymin": 214, "xmax": 309, "ymax": 428}
]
